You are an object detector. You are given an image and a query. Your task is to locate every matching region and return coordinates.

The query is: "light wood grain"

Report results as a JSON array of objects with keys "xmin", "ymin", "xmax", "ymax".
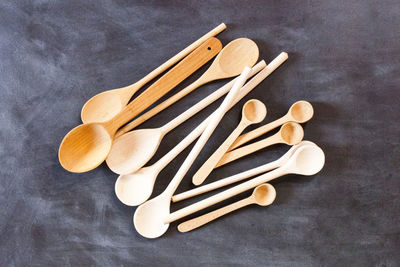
[
  {"xmin": 116, "ymin": 38, "xmax": 259, "ymax": 136},
  {"xmin": 177, "ymin": 184, "xmax": 276, "ymax": 232},
  {"xmin": 81, "ymin": 23, "xmax": 226, "ymax": 123}
]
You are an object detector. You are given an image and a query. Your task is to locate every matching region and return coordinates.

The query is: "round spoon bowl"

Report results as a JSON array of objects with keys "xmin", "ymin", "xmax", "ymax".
[
  {"xmin": 242, "ymin": 99, "xmax": 267, "ymax": 124},
  {"xmin": 253, "ymin": 183, "xmax": 276, "ymax": 206},
  {"xmin": 218, "ymin": 38, "xmax": 259, "ymax": 76},
  {"xmin": 115, "ymin": 167, "xmax": 156, "ymax": 206},
  {"xmin": 289, "ymin": 100, "xmax": 314, "ymax": 123},
  {"xmin": 280, "ymin": 122, "xmax": 304, "ymax": 145},
  {"xmin": 58, "ymin": 123, "xmax": 112, "ymax": 172},
  {"xmin": 106, "ymin": 129, "xmax": 162, "ymax": 174},
  {"xmin": 81, "ymin": 90, "xmax": 125, "ymax": 123},
  {"xmin": 133, "ymin": 195, "xmax": 170, "ymax": 238},
  {"xmin": 293, "ymin": 145, "xmax": 325, "ymax": 175}
]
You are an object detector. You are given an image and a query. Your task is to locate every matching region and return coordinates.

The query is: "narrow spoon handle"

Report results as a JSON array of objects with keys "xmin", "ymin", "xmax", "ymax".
[
  {"xmin": 107, "ymin": 38, "xmax": 222, "ymax": 131},
  {"xmin": 164, "ymin": 68, "xmax": 251, "ymax": 195},
  {"xmin": 228, "ymin": 115, "xmax": 288, "ymax": 151},
  {"xmin": 165, "ymin": 166, "xmax": 286, "ymax": 223},
  {"xmin": 217, "ymin": 132, "xmax": 282, "ymax": 167},
  {"xmin": 152, "ymin": 61, "xmax": 267, "ymax": 172},
  {"xmin": 178, "ymin": 197, "xmax": 253, "ymax": 232},
  {"xmin": 192, "ymin": 120, "xmax": 249, "ymax": 185},
  {"xmin": 172, "ymin": 158, "xmax": 281, "ymax": 202}
]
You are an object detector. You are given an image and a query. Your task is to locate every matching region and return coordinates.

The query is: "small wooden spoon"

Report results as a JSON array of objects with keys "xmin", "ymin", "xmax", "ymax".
[
  {"xmin": 107, "ymin": 62, "xmax": 266, "ymax": 175},
  {"xmin": 216, "ymin": 122, "xmax": 304, "ymax": 167},
  {"xmin": 178, "ymin": 183, "xmax": 276, "ymax": 232},
  {"xmin": 116, "ymin": 38, "xmax": 259, "ymax": 136},
  {"xmin": 58, "ymin": 38, "xmax": 221, "ymax": 173},
  {"xmin": 192, "ymin": 99, "xmax": 267, "ymax": 185},
  {"xmin": 229, "ymin": 100, "xmax": 313, "ymax": 150},
  {"xmin": 81, "ymin": 23, "xmax": 226, "ymax": 123}
]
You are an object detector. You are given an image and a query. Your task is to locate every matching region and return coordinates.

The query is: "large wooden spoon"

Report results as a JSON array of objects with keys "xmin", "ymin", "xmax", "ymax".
[
  {"xmin": 81, "ymin": 23, "xmax": 226, "ymax": 123},
  {"xmin": 116, "ymin": 38, "xmax": 259, "ymax": 136},
  {"xmin": 58, "ymin": 38, "xmax": 222, "ymax": 173}
]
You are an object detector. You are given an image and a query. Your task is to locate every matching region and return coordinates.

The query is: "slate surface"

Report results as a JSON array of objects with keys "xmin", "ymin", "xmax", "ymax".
[{"xmin": 1, "ymin": 0, "xmax": 399, "ymax": 266}]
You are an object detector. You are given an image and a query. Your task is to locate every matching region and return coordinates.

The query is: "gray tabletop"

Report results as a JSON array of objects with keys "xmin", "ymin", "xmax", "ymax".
[{"xmin": 1, "ymin": 0, "xmax": 399, "ymax": 266}]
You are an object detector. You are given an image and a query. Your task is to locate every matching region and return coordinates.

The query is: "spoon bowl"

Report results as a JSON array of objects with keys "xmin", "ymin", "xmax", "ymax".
[
  {"xmin": 115, "ymin": 167, "xmax": 157, "ymax": 206},
  {"xmin": 58, "ymin": 123, "xmax": 112, "ymax": 172},
  {"xmin": 242, "ymin": 99, "xmax": 267, "ymax": 123},
  {"xmin": 280, "ymin": 122, "xmax": 304, "ymax": 145},
  {"xmin": 107, "ymin": 129, "xmax": 163, "ymax": 174},
  {"xmin": 253, "ymin": 183, "xmax": 276, "ymax": 206},
  {"xmin": 289, "ymin": 100, "xmax": 314, "ymax": 123},
  {"xmin": 285, "ymin": 144, "xmax": 325, "ymax": 175}
]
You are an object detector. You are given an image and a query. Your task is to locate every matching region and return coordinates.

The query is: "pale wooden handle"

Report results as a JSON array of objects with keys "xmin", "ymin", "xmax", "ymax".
[
  {"xmin": 165, "ymin": 167, "xmax": 285, "ymax": 223},
  {"xmin": 165, "ymin": 68, "xmax": 251, "ymax": 194},
  {"xmin": 192, "ymin": 121, "xmax": 248, "ymax": 185},
  {"xmin": 172, "ymin": 159, "xmax": 280, "ymax": 202},
  {"xmin": 217, "ymin": 133, "xmax": 281, "ymax": 167},
  {"xmin": 108, "ymin": 38, "xmax": 222, "ymax": 131},
  {"xmin": 135, "ymin": 23, "xmax": 226, "ymax": 87},
  {"xmin": 178, "ymin": 197, "xmax": 252, "ymax": 232}
]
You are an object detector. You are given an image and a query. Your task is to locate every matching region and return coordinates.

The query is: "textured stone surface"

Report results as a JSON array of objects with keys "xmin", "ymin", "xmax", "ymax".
[{"xmin": 1, "ymin": 0, "xmax": 399, "ymax": 266}]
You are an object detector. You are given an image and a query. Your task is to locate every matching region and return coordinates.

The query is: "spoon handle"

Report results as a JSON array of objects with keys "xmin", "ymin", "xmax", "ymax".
[
  {"xmin": 172, "ymin": 158, "xmax": 280, "ymax": 202},
  {"xmin": 107, "ymin": 38, "xmax": 222, "ymax": 131},
  {"xmin": 216, "ymin": 132, "xmax": 282, "ymax": 167},
  {"xmin": 165, "ymin": 166, "xmax": 286, "ymax": 224},
  {"xmin": 192, "ymin": 120, "xmax": 249, "ymax": 185},
  {"xmin": 164, "ymin": 68, "xmax": 251, "ymax": 195},
  {"xmin": 178, "ymin": 197, "xmax": 253, "ymax": 232}
]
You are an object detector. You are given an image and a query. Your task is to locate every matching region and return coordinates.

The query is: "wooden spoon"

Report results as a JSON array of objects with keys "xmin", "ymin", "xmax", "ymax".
[
  {"xmin": 172, "ymin": 141, "xmax": 316, "ymax": 202},
  {"xmin": 192, "ymin": 99, "xmax": 267, "ymax": 185},
  {"xmin": 106, "ymin": 62, "xmax": 266, "ymax": 175},
  {"xmin": 217, "ymin": 122, "xmax": 304, "ymax": 167},
  {"xmin": 115, "ymin": 57, "xmax": 286, "ymax": 206},
  {"xmin": 116, "ymin": 38, "xmax": 259, "ymax": 137},
  {"xmin": 58, "ymin": 38, "xmax": 222, "ymax": 173},
  {"xmin": 177, "ymin": 183, "xmax": 276, "ymax": 232},
  {"xmin": 81, "ymin": 23, "xmax": 226, "ymax": 123},
  {"xmin": 134, "ymin": 144, "xmax": 324, "ymax": 238},
  {"xmin": 229, "ymin": 100, "xmax": 313, "ymax": 150}
]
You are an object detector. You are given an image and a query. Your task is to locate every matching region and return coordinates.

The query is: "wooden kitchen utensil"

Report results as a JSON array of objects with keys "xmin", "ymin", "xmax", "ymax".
[
  {"xmin": 192, "ymin": 99, "xmax": 267, "ymax": 185},
  {"xmin": 116, "ymin": 38, "xmax": 259, "ymax": 137},
  {"xmin": 115, "ymin": 52, "xmax": 289, "ymax": 207},
  {"xmin": 59, "ymin": 38, "xmax": 222, "ymax": 173},
  {"xmin": 229, "ymin": 100, "xmax": 313, "ymax": 150},
  {"xmin": 81, "ymin": 23, "xmax": 226, "ymax": 123},
  {"xmin": 107, "ymin": 62, "xmax": 266, "ymax": 175},
  {"xmin": 217, "ymin": 122, "xmax": 304, "ymax": 167},
  {"xmin": 177, "ymin": 183, "xmax": 276, "ymax": 232},
  {"xmin": 172, "ymin": 141, "xmax": 316, "ymax": 202}
]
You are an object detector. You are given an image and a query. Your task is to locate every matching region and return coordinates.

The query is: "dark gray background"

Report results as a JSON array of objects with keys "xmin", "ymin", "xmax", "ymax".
[{"xmin": 1, "ymin": 0, "xmax": 399, "ymax": 266}]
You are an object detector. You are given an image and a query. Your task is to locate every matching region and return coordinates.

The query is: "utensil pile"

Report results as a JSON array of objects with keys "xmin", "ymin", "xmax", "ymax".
[{"xmin": 58, "ymin": 23, "xmax": 325, "ymax": 239}]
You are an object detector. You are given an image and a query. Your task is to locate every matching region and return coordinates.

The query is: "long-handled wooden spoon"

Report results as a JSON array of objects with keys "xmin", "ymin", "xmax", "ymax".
[
  {"xmin": 229, "ymin": 100, "xmax": 313, "ymax": 150},
  {"xmin": 116, "ymin": 38, "xmax": 259, "ymax": 137},
  {"xmin": 172, "ymin": 141, "xmax": 316, "ymax": 202},
  {"xmin": 114, "ymin": 53, "xmax": 289, "ymax": 206},
  {"xmin": 217, "ymin": 122, "xmax": 304, "ymax": 167},
  {"xmin": 59, "ymin": 38, "xmax": 222, "ymax": 173},
  {"xmin": 132, "ymin": 68, "xmax": 251, "ymax": 238},
  {"xmin": 81, "ymin": 23, "xmax": 226, "ymax": 123},
  {"xmin": 192, "ymin": 99, "xmax": 267, "ymax": 185},
  {"xmin": 107, "ymin": 62, "xmax": 266, "ymax": 175},
  {"xmin": 134, "ymin": 144, "xmax": 324, "ymax": 238},
  {"xmin": 177, "ymin": 183, "xmax": 276, "ymax": 232}
]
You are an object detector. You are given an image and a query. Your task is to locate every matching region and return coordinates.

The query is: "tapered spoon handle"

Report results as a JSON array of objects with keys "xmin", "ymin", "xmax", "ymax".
[
  {"xmin": 172, "ymin": 159, "xmax": 280, "ymax": 202},
  {"xmin": 164, "ymin": 68, "xmax": 251, "ymax": 195},
  {"xmin": 217, "ymin": 132, "xmax": 282, "ymax": 167},
  {"xmin": 192, "ymin": 121, "xmax": 249, "ymax": 185},
  {"xmin": 108, "ymin": 38, "xmax": 222, "ymax": 131},
  {"xmin": 178, "ymin": 197, "xmax": 253, "ymax": 232}
]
